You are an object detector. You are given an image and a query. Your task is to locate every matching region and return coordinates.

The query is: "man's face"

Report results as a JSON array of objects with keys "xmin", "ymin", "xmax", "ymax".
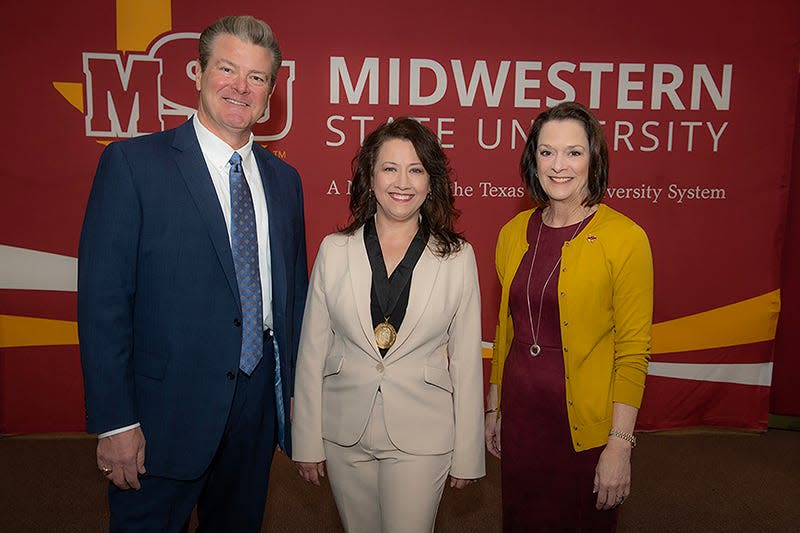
[{"xmin": 195, "ymin": 33, "xmax": 274, "ymax": 148}]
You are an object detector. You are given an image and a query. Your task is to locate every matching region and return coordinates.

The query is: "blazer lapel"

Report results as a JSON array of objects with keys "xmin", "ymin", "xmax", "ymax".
[
  {"xmin": 172, "ymin": 121, "xmax": 240, "ymax": 307},
  {"xmin": 347, "ymin": 227, "xmax": 382, "ymax": 360},
  {"xmin": 385, "ymin": 241, "xmax": 441, "ymax": 359}
]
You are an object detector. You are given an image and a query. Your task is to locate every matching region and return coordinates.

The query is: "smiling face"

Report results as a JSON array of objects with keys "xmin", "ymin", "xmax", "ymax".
[
  {"xmin": 195, "ymin": 33, "xmax": 274, "ymax": 148},
  {"xmin": 535, "ymin": 119, "xmax": 591, "ymax": 210},
  {"xmin": 372, "ymin": 138, "xmax": 431, "ymax": 228}
]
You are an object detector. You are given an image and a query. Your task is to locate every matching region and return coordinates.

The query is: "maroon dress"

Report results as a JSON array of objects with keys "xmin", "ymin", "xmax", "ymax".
[{"xmin": 501, "ymin": 210, "xmax": 617, "ymax": 532}]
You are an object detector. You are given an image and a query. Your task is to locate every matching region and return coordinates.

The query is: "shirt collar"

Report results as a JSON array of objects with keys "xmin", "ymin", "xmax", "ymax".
[{"xmin": 192, "ymin": 115, "xmax": 254, "ymax": 169}]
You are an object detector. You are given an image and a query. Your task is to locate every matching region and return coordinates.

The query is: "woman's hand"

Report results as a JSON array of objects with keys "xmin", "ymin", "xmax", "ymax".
[
  {"xmin": 449, "ymin": 476, "xmax": 478, "ymax": 489},
  {"xmin": 593, "ymin": 439, "xmax": 631, "ymax": 510},
  {"xmin": 484, "ymin": 412, "xmax": 502, "ymax": 459},
  {"xmin": 294, "ymin": 461, "xmax": 326, "ymax": 486}
]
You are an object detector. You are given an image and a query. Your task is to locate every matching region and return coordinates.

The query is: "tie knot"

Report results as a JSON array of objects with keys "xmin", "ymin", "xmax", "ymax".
[{"xmin": 229, "ymin": 152, "xmax": 242, "ymax": 168}]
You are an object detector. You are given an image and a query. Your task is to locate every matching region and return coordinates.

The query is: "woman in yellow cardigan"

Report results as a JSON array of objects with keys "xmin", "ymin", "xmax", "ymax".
[{"xmin": 484, "ymin": 102, "xmax": 653, "ymax": 532}]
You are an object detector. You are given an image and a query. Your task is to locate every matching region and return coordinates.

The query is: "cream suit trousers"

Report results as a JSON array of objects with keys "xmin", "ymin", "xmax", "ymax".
[{"xmin": 323, "ymin": 392, "xmax": 453, "ymax": 533}]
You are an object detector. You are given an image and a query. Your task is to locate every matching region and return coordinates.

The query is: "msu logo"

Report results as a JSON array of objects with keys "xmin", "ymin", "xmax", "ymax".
[{"xmin": 81, "ymin": 32, "xmax": 294, "ymax": 141}]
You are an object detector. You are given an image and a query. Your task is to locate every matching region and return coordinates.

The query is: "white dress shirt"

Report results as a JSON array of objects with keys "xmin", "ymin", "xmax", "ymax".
[{"xmin": 192, "ymin": 115, "xmax": 273, "ymax": 330}]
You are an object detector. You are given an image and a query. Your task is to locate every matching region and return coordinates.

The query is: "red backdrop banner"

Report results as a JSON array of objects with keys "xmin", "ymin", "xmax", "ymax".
[{"xmin": 1, "ymin": 0, "xmax": 799, "ymax": 433}]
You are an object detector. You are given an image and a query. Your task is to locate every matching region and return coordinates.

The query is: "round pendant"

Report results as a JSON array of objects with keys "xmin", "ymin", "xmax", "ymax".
[
  {"xmin": 529, "ymin": 343, "xmax": 541, "ymax": 357},
  {"xmin": 374, "ymin": 321, "xmax": 397, "ymax": 350}
]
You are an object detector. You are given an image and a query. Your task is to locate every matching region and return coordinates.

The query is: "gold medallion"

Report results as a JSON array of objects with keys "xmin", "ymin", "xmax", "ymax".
[{"xmin": 374, "ymin": 319, "xmax": 397, "ymax": 349}]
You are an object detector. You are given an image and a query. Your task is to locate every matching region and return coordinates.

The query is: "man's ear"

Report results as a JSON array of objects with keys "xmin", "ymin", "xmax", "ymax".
[{"xmin": 195, "ymin": 62, "xmax": 203, "ymax": 91}]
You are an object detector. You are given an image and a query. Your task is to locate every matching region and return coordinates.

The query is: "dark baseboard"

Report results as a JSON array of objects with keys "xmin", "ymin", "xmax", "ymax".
[{"xmin": 768, "ymin": 413, "xmax": 800, "ymax": 430}]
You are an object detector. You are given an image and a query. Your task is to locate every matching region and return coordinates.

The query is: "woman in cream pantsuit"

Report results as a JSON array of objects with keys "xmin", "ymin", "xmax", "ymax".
[{"xmin": 292, "ymin": 118, "xmax": 485, "ymax": 533}]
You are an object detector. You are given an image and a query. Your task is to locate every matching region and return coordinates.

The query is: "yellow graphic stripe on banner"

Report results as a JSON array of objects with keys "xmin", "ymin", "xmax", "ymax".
[
  {"xmin": 116, "ymin": 0, "xmax": 172, "ymax": 52},
  {"xmin": 481, "ymin": 290, "xmax": 781, "ymax": 358},
  {"xmin": 651, "ymin": 289, "xmax": 780, "ymax": 354},
  {"xmin": 0, "ymin": 292, "xmax": 778, "ymax": 353},
  {"xmin": 0, "ymin": 315, "xmax": 78, "ymax": 348},
  {"xmin": 52, "ymin": 82, "xmax": 84, "ymax": 113}
]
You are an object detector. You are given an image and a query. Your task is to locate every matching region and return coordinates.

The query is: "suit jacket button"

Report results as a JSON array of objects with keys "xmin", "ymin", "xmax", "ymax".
[
  {"xmin": 227, "ymin": 371, "xmax": 236, "ymax": 380},
  {"xmin": 376, "ymin": 363, "xmax": 384, "ymax": 372},
  {"xmin": 233, "ymin": 318, "xmax": 242, "ymax": 327}
]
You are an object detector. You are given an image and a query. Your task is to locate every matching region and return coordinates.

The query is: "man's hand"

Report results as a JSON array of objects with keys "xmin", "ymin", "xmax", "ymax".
[{"xmin": 97, "ymin": 427, "xmax": 146, "ymax": 490}]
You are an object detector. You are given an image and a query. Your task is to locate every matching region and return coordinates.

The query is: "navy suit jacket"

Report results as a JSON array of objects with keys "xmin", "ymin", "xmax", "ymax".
[{"xmin": 78, "ymin": 120, "xmax": 308, "ymax": 479}]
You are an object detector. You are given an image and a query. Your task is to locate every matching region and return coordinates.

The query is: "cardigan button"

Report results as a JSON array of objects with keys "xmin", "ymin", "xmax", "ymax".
[
  {"xmin": 573, "ymin": 425, "xmax": 578, "ymax": 431},
  {"xmin": 563, "ymin": 321, "xmax": 568, "ymax": 326},
  {"xmin": 576, "ymin": 442, "xmax": 582, "ymax": 447},
  {"xmin": 563, "ymin": 347, "xmax": 569, "ymax": 352},
  {"xmin": 560, "ymin": 291, "xmax": 566, "ymax": 297}
]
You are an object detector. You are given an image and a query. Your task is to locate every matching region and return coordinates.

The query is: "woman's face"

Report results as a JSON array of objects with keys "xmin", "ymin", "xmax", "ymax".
[
  {"xmin": 535, "ymin": 119, "xmax": 591, "ymax": 209},
  {"xmin": 371, "ymin": 138, "xmax": 431, "ymax": 227}
]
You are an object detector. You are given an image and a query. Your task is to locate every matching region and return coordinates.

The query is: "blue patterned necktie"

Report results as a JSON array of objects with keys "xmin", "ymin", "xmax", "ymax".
[{"xmin": 229, "ymin": 152, "xmax": 263, "ymax": 375}]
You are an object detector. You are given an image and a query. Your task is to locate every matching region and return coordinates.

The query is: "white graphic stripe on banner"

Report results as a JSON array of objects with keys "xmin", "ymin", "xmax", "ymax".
[
  {"xmin": 648, "ymin": 362, "xmax": 773, "ymax": 386},
  {"xmin": 0, "ymin": 245, "xmax": 77, "ymax": 292}
]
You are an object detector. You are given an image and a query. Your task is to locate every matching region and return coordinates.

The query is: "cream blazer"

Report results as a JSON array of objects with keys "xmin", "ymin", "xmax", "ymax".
[{"xmin": 292, "ymin": 227, "xmax": 485, "ymax": 479}]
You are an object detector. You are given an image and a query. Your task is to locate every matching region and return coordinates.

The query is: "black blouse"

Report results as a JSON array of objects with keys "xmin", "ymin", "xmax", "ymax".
[{"xmin": 363, "ymin": 218, "xmax": 428, "ymax": 357}]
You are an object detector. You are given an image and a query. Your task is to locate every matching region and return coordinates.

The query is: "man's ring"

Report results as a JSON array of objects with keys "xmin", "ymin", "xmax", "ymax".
[{"xmin": 100, "ymin": 466, "xmax": 113, "ymax": 476}]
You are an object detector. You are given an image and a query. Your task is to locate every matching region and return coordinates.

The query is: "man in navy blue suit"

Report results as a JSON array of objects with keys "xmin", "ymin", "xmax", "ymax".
[{"xmin": 78, "ymin": 15, "xmax": 308, "ymax": 532}]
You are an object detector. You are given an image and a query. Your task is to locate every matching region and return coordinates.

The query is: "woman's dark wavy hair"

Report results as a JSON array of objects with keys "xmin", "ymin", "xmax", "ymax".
[
  {"xmin": 520, "ymin": 101, "xmax": 609, "ymax": 207},
  {"xmin": 341, "ymin": 118, "xmax": 463, "ymax": 257}
]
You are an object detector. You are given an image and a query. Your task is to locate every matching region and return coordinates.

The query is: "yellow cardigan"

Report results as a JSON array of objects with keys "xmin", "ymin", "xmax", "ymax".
[{"xmin": 490, "ymin": 204, "xmax": 653, "ymax": 451}]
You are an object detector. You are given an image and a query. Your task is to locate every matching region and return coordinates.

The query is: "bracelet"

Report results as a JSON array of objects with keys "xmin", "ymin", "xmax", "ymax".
[
  {"xmin": 484, "ymin": 407, "xmax": 498, "ymax": 414},
  {"xmin": 608, "ymin": 428, "xmax": 637, "ymax": 448}
]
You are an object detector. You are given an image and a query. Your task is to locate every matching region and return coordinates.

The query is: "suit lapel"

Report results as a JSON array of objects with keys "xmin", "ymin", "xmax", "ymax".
[
  {"xmin": 254, "ymin": 148, "xmax": 287, "ymax": 322},
  {"xmin": 385, "ymin": 241, "xmax": 441, "ymax": 359},
  {"xmin": 347, "ymin": 227, "xmax": 382, "ymax": 360},
  {"xmin": 171, "ymin": 121, "xmax": 240, "ymax": 307}
]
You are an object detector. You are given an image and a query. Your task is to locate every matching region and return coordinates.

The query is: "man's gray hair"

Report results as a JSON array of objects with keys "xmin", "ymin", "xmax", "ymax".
[{"xmin": 199, "ymin": 15, "xmax": 282, "ymax": 89}]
